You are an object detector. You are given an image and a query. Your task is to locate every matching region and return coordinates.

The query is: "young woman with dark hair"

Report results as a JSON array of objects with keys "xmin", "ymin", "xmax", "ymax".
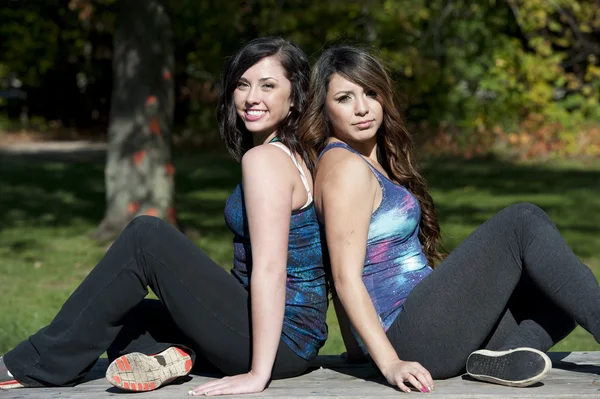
[
  {"xmin": 301, "ymin": 45, "xmax": 599, "ymax": 393},
  {"xmin": 0, "ymin": 37, "xmax": 328, "ymax": 396}
]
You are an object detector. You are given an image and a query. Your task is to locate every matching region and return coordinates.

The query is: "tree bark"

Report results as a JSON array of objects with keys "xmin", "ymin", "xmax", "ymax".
[{"xmin": 91, "ymin": 0, "xmax": 176, "ymax": 241}]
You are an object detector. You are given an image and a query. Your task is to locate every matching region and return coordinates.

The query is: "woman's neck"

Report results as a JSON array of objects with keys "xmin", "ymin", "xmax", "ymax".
[
  {"xmin": 329, "ymin": 137, "xmax": 378, "ymax": 163},
  {"xmin": 252, "ymin": 131, "xmax": 278, "ymax": 147}
]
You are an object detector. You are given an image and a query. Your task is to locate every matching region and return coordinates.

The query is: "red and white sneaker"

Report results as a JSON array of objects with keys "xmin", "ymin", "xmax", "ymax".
[
  {"xmin": 0, "ymin": 357, "xmax": 25, "ymax": 390},
  {"xmin": 106, "ymin": 347, "xmax": 192, "ymax": 392}
]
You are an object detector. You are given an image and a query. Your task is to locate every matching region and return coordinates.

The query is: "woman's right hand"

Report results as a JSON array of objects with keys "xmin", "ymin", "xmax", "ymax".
[{"xmin": 380, "ymin": 359, "xmax": 434, "ymax": 393}]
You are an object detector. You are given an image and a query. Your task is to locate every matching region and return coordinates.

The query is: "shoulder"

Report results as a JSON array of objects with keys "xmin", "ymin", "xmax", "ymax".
[
  {"xmin": 241, "ymin": 144, "xmax": 295, "ymax": 173},
  {"xmin": 317, "ymin": 147, "xmax": 375, "ymax": 193},
  {"xmin": 241, "ymin": 144, "xmax": 298, "ymax": 192}
]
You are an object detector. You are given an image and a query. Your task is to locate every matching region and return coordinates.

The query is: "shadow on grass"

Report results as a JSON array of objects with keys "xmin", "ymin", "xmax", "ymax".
[
  {"xmin": 420, "ymin": 156, "xmax": 600, "ymax": 258},
  {"xmin": 1, "ymin": 152, "xmax": 599, "ymax": 252},
  {"xmin": 0, "ymin": 151, "xmax": 241, "ymax": 234}
]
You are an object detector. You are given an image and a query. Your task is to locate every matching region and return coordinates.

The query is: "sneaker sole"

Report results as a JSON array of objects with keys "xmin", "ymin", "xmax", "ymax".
[
  {"xmin": 106, "ymin": 347, "xmax": 192, "ymax": 392},
  {"xmin": 0, "ymin": 380, "xmax": 24, "ymax": 390},
  {"xmin": 466, "ymin": 348, "xmax": 551, "ymax": 387}
]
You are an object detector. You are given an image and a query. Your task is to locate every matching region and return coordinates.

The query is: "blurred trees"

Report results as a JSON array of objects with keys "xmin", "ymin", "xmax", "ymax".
[
  {"xmin": 0, "ymin": 0, "xmax": 113, "ymax": 128},
  {"xmin": 1, "ymin": 0, "xmax": 599, "ymax": 155}
]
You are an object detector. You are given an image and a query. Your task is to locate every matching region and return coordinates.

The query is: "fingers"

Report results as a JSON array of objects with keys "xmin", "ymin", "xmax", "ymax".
[
  {"xmin": 394, "ymin": 362, "xmax": 434, "ymax": 394},
  {"xmin": 415, "ymin": 365, "xmax": 434, "ymax": 392},
  {"xmin": 396, "ymin": 380, "xmax": 413, "ymax": 394},
  {"xmin": 188, "ymin": 377, "xmax": 231, "ymax": 396},
  {"xmin": 200, "ymin": 386, "xmax": 234, "ymax": 396},
  {"xmin": 189, "ymin": 383, "xmax": 229, "ymax": 396},
  {"xmin": 406, "ymin": 374, "xmax": 427, "ymax": 393},
  {"xmin": 408, "ymin": 362, "xmax": 433, "ymax": 392},
  {"xmin": 188, "ymin": 374, "xmax": 265, "ymax": 396},
  {"xmin": 422, "ymin": 369, "xmax": 434, "ymax": 391}
]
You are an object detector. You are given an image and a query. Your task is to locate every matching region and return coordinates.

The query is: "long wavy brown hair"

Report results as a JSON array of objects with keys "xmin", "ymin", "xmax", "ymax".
[{"xmin": 299, "ymin": 45, "xmax": 445, "ymax": 266}]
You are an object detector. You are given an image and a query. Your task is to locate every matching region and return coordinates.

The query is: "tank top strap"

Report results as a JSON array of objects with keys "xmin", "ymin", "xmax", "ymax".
[
  {"xmin": 318, "ymin": 141, "xmax": 384, "ymax": 185},
  {"xmin": 268, "ymin": 142, "xmax": 312, "ymax": 209}
]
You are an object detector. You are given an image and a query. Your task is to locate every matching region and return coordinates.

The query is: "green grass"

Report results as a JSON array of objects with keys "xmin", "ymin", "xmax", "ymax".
[{"xmin": 1, "ymin": 152, "xmax": 600, "ymax": 356}]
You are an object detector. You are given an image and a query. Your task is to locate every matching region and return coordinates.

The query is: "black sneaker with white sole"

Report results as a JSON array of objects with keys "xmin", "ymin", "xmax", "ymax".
[{"xmin": 466, "ymin": 347, "xmax": 551, "ymax": 387}]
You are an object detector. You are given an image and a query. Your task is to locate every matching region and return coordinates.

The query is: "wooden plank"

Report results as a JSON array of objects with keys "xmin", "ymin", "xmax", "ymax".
[{"xmin": 2, "ymin": 352, "xmax": 600, "ymax": 398}]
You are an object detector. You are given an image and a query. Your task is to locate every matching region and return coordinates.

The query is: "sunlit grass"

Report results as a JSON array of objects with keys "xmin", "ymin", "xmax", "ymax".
[{"xmin": 1, "ymin": 153, "xmax": 599, "ymax": 356}]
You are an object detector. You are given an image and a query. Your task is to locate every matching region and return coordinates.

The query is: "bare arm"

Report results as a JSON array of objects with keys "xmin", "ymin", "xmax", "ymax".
[
  {"xmin": 332, "ymin": 294, "xmax": 368, "ymax": 363},
  {"xmin": 190, "ymin": 146, "xmax": 295, "ymax": 396},
  {"xmin": 243, "ymin": 146, "xmax": 292, "ymax": 379},
  {"xmin": 318, "ymin": 153, "xmax": 399, "ymax": 369},
  {"xmin": 316, "ymin": 151, "xmax": 433, "ymax": 393}
]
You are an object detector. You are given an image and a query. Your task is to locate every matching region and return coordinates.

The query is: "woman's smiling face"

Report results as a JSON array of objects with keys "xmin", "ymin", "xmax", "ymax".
[{"xmin": 233, "ymin": 56, "xmax": 293, "ymax": 137}]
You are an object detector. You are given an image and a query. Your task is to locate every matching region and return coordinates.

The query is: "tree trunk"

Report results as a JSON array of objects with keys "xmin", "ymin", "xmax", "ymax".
[{"xmin": 91, "ymin": 0, "xmax": 176, "ymax": 241}]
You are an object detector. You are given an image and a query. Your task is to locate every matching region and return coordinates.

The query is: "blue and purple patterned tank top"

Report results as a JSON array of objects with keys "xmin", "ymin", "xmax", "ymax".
[
  {"xmin": 320, "ymin": 141, "xmax": 432, "ymax": 333},
  {"xmin": 223, "ymin": 144, "xmax": 328, "ymax": 361}
]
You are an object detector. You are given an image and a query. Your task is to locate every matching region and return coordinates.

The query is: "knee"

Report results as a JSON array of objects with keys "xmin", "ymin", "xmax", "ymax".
[
  {"xmin": 127, "ymin": 215, "xmax": 163, "ymax": 229},
  {"xmin": 123, "ymin": 215, "xmax": 168, "ymax": 237},
  {"xmin": 501, "ymin": 203, "xmax": 549, "ymax": 229},
  {"xmin": 504, "ymin": 202, "xmax": 546, "ymax": 218}
]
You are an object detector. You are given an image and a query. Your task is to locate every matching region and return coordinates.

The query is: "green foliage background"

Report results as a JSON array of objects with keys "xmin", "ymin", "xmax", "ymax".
[{"xmin": 1, "ymin": 0, "xmax": 599, "ymax": 157}]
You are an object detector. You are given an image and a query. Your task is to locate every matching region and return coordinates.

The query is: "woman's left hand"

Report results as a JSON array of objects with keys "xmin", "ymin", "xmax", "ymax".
[{"xmin": 188, "ymin": 371, "xmax": 269, "ymax": 396}]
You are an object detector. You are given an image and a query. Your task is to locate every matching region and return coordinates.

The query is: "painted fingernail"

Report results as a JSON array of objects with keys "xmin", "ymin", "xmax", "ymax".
[{"xmin": 420, "ymin": 387, "xmax": 427, "ymax": 393}]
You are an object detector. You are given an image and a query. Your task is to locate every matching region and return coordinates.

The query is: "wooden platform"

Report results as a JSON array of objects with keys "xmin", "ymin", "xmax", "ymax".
[{"xmin": 2, "ymin": 352, "xmax": 599, "ymax": 398}]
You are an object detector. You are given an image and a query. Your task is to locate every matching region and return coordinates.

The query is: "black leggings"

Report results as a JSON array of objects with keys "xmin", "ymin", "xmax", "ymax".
[
  {"xmin": 386, "ymin": 203, "xmax": 600, "ymax": 379},
  {"xmin": 4, "ymin": 216, "xmax": 308, "ymax": 387}
]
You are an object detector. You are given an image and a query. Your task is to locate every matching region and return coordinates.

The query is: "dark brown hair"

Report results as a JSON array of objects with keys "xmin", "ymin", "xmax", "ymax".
[
  {"xmin": 217, "ymin": 36, "xmax": 310, "ymax": 164},
  {"xmin": 299, "ymin": 45, "xmax": 445, "ymax": 266}
]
